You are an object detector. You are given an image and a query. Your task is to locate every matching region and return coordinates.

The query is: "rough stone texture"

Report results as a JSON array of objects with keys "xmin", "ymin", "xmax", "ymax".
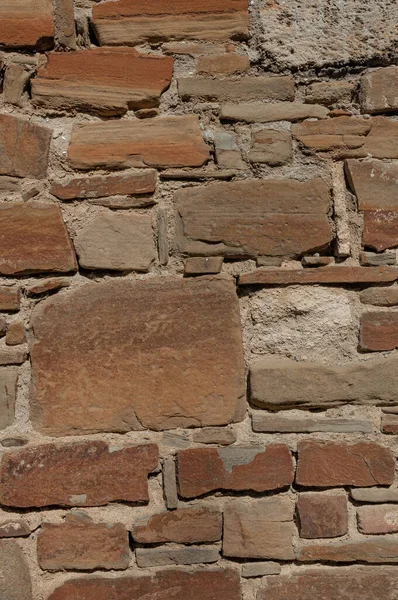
[
  {"xmin": 360, "ymin": 251, "xmax": 396, "ymax": 266},
  {"xmin": 298, "ymin": 539, "xmax": 398, "ymax": 563},
  {"xmin": 0, "ymin": 520, "xmax": 30, "ymax": 538},
  {"xmin": 0, "ymin": 442, "xmax": 158, "ymax": 508},
  {"xmin": 197, "ymin": 53, "xmax": 249, "ymax": 74},
  {"xmin": 6, "ymin": 321, "xmax": 26, "ymax": 346},
  {"xmin": 50, "ymin": 171, "xmax": 157, "ymax": 200},
  {"xmin": 351, "ymin": 488, "xmax": 398, "ymax": 503},
  {"xmin": 33, "ymin": 49, "xmax": 173, "ymax": 116},
  {"xmin": 297, "ymin": 494, "xmax": 348, "ymax": 538},
  {"xmin": 37, "ymin": 519, "xmax": 129, "ymax": 570},
  {"xmin": 163, "ymin": 457, "xmax": 178, "ymax": 510},
  {"xmin": 192, "ymin": 426, "xmax": 236, "ymax": 444},
  {"xmin": 0, "ymin": 114, "xmax": 51, "ymax": 178},
  {"xmin": 252, "ymin": 414, "xmax": 372, "ymax": 434},
  {"xmin": 68, "ymin": 116, "xmax": 210, "ymax": 169},
  {"xmin": 177, "ymin": 445, "xmax": 293, "ymax": 498},
  {"xmin": 296, "ymin": 441, "xmax": 395, "ymax": 488},
  {"xmin": 132, "ymin": 508, "xmax": 222, "ymax": 544},
  {"xmin": 0, "ymin": 0, "xmax": 54, "ymax": 50},
  {"xmin": 345, "ymin": 159, "xmax": 398, "ymax": 211},
  {"xmin": 361, "ymin": 287, "xmax": 398, "ymax": 306},
  {"xmin": 25, "ymin": 278, "xmax": 70, "ymax": 296},
  {"xmin": 363, "ymin": 211, "xmax": 398, "ymax": 251},
  {"xmin": 361, "ymin": 67, "xmax": 398, "ymax": 114},
  {"xmin": 184, "ymin": 257, "xmax": 224, "ymax": 275},
  {"xmin": 241, "ymin": 562, "xmax": 281, "ymax": 578},
  {"xmin": 0, "ymin": 540, "xmax": 33, "ymax": 600},
  {"xmin": 360, "ymin": 312, "xmax": 398, "ymax": 351},
  {"xmin": 3, "ymin": 64, "xmax": 30, "ymax": 105},
  {"xmin": 54, "ymin": 0, "xmax": 76, "ymax": 49},
  {"xmin": 136, "ymin": 546, "xmax": 219, "ymax": 567},
  {"xmin": 0, "ymin": 369, "xmax": 18, "ymax": 430},
  {"xmin": 178, "ymin": 76, "xmax": 294, "ymax": 101},
  {"xmin": 305, "ymin": 81, "xmax": 354, "ymax": 105},
  {"xmin": 248, "ymin": 130, "xmax": 292, "ymax": 165},
  {"xmin": 0, "ymin": 349, "xmax": 26, "ymax": 366},
  {"xmin": 239, "ymin": 266, "xmax": 398, "ymax": 285},
  {"xmin": 357, "ymin": 505, "xmax": 398, "ymax": 535},
  {"xmin": 221, "ymin": 102, "xmax": 328, "ymax": 123},
  {"xmin": 30, "ymin": 277, "xmax": 245, "ymax": 434},
  {"xmin": 382, "ymin": 414, "xmax": 398, "ymax": 434},
  {"xmin": 223, "ymin": 496, "xmax": 295, "ymax": 559},
  {"xmin": 74, "ymin": 213, "xmax": 156, "ymax": 272},
  {"xmin": 0, "ymin": 287, "xmax": 20, "ymax": 311}
]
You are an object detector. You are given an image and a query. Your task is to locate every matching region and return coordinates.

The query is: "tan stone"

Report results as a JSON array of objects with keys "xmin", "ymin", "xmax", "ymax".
[
  {"xmin": 360, "ymin": 312, "xmax": 398, "ymax": 351},
  {"xmin": 197, "ymin": 53, "xmax": 249, "ymax": 74},
  {"xmin": 248, "ymin": 129, "xmax": 292, "ymax": 165},
  {"xmin": 6, "ymin": 321, "xmax": 26, "ymax": 346},
  {"xmin": 178, "ymin": 76, "xmax": 294, "ymax": 101},
  {"xmin": 0, "ymin": 0, "xmax": 54, "ymax": 50},
  {"xmin": 361, "ymin": 67, "xmax": 398, "ymax": 114},
  {"xmin": 0, "ymin": 370, "xmax": 18, "ymax": 430},
  {"xmin": 163, "ymin": 457, "xmax": 178, "ymax": 510},
  {"xmin": 0, "ymin": 520, "xmax": 30, "ymax": 538},
  {"xmin": 305, "ymin": 81, "xmax": 354, "ymax": 105},
  {"xmin": 360, "ymin": 251, "xmax": 396, "ymax": 266},
  {"xmin": 241, "ymin": 562, "xmax": 281, "ymax": 578},
  {"xmin": 26, "ymin": 278, "xmax": 70, "ymax": 296},
  {"xmin": 54, "ymin": 0, "xmax": 77, "ymax": 49},
  {"xmin": 3, "ymin": 64, "xmax": 30, "ymax": 105},
  {"xmin": 0, "ymin": 176, "xmax": 21, "ymax": 192},
  {"xmin": 360, "ymin": 287, "xmax": 398, "ymax": 306},
  {"xmin": 345, "ymin": 159, "xmax": 398, "ymax": 211},
  {"xmin": 0, "ymin": 350, "xmax": 26, "ymax": 365},
  {"xmin": 50, "ymin": 170, "xmax": 157, "ymax": 200},
  {"xmin": 132, "ymin": 508, "xmax": 222, "ymax": 544},
  {"xmin": 221, "ymin": 102, "xmax": 328, "ymax": 123},
  {"xmin": 0, "ymin": 540, "xmax": 32, "ymax": 599},
  {"xmin": 239, "ymin": 266, "xmax": 398, "ymax": 285},
  {"xmin": 298, "ymin": 538, "xmax": 398, "ymax": 563},
  {"xmin": 192, "ymin": 426, "xmax": 236, "ymax": 444},
  {"xmin": 351, "ymin": 488, "xmax": 398, "ymax": 503},
  {"xmin": 357, "ymin": 505, "xmax": 398, "ymax": 534},
  {"xmin": 0, "ymin": 287, "xmax": 20, "ymax": 310}
]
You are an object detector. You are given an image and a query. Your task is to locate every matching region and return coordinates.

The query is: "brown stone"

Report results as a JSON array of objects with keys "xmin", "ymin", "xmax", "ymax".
[
  {"xmin": 163, "ymin": 42, "xmax": 230, "ymax": 55},
  {"xmin": 26, "ymin": 278, "xmax": 70, "ymax": 296},
  {"xmin": 197, "ymin": 53, "xmax": 249, "ymax": 74},
  {"xmin": 6, "ymin": 321, "xmax": 26, "ymax": 346},
  {"xmin": 132, "ymin": 508, "xmax": 222, "ymax": 544},
  {"xmin": 48, "ymin": 568, "xmax": 241, "ymax": 600},
  {"xmin": 177, "ymin": 445, "xmax": 293, "ymax": 498},
  {"xmin": 364, "ymin": 211, "xmax": 398, "ymax": 251},
  {"xmin": 68, "ymin": 116, "xmax": 210, "ymax": 170},
  {"xmin": 0, "ymin": 441, "xmax": 158, "ymax": 508},
  {"xmin": 0, "ymin": 540, "xmax": 33, "ymax": 600},
  {"xmin": 0, "ymin": 203, "xmax": 77, "ymax": 276},
  {"xmin": 297, "ymin": 494, "xmax": 348, "ymax": 538},
  {"xmin": 160, "ymin": 169, "xmax": 238, "ymax": 180},
  {"xmin": 38, "ymin": 519, "xmax": 129, "ymax": 570},
  {"xmin": 298, "ymin": 538, "xmax": 398, "ymax": 563},
  {"xmin": 221, "ymin": 102, "xmax": 328, "ymax": 123},
  {"xmin": 50, "ymin": 170, "xmax": 157, "ymax": 200},
  {"xmin": 0, "ymin": 287, "xmax": 20, "ymax": 311},
  {"xmin": 0, "ymin": 176, "xmax": 21, "ymax": 193},
  {"xmin": 345, "ymin": 159, "xmax": 398, "ymax": 211},
  {"xmin": 184, "ymin": 257, "xmax": 224, "ymax": 275},
  {"xmin": 0, "ymin": 369, "xmax": 17, "ymax": 430},
  {"xmin": 0, "ymin": 114, "xmax": 51, "ymax": 179},
  {"xmin": 192, "ymin": 426, "xmax": 237, "ymax": 444},
  {"xmin": 248, "ymin": 130, "xmax": 293, "ymax": 165},
  {"xmin": 136, "ymin": 546, "xmax": 219, "ymax": 567},
  {"xmin": 357, "ymin": 505, "xmax": 398, "ymax": 534},
  {"xmin": 242, "ymin": 562, "xmax": 281, "ymax": 578},
  {"xmin": 54, "ymin": 0, "xmax": 77, "ymax": 49},
  {"xmin": 360, "ymin": 312, "xmax": 398, "ymax": 351},
  {"xmin": 176, "ymin": 178, "xmax": 332, "ymax": 258},
  {"xmin": 30, "ymin": 277, "xmax": 244, "ymax": 435},
  {"xmin": 223, "ymin": 496, "xmax": 295, "ymax": 559},
  {"xmin": 0, "ymin": 0, "xmax": 54, "ymax": 50},
  {"xmin": 361, "ymin": 67, "xmax": 398, "ymax": 114},
  {"xmin": 252, "ymin": 414, "xmax": 372, "ymax": 434},
  {"xmin": 0, "ymin": 350, "xmax": 26, "ymax": 366},
  {"xmin": 33, "ymin": 48, "xmax": 173, "ymax": 115},
  {"xmin": 3, "ymin": 64, "xmax": 30, "ymax": 105},
  {"xmin": 163, "ymin": 456, "xmax": 178, "ymax": 510},
  {"xmin": 91, "ymin": 0, "xmax": 249, "ymax": 45},
  {"xmin": 178, "ymin": 76, "xmax": 294, "ymax": 101},
  {"xmin": 360, "ymin": 251, "xmax": 396, "ymax": 266},
  {"xmin": 239, "ymin": 266, "xmax": 398, "ymax": 285},
  {"xmin": 0, "ymin": 438, "xmax": 27, "ymax": 448},
  {"xmin": 382, "ymin": 414, "xmax": 398, "ymax": 434},
  {"xmin": 351, "ymin": 488, "xmax": 398, "ymax": 503},
  {"xmin": 305, "ymin": 81, "xmax": 354, "ymax": 105},
  {"xmin": 302, "ymin": 256, "xmax": 334, "ymax": 267},
  {"xmin": 296, "ymin": 441, "xmax": 395, "ymax": 488},
  {"xmin": 363, "ymin": 287, "xmax": 398, "ymax": 306},
  {"xmin": 0, "ymin": 520, "xmax": 30, "ymax": 538}
]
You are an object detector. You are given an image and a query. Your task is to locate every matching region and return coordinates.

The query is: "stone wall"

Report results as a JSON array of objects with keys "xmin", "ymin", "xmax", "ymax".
[{"xmin": 0, "ymin": 1, "xmax": 398, "ymax": 598}]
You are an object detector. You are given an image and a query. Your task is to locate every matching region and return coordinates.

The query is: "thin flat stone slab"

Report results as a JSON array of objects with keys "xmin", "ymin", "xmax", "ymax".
[
  {"xmin": 135, "ymin": 546, "xmax": 219, "ymax": 567},
  {"xmin": 239, "ymin": 266, "xmax": 398, "ymax": 285},
  {"xmin": 50, "ymin": 171, "xmax": 157, "ymax": 200},
  {"xmin": 297, "ymin": 538, "xmax": 398, "ymax": 563},
  {"xmin": 351, "ymin": 488, "xmax": 398, "ymax": 503},
  {"xmin": 0, "ymin": 369, "xmax": 18, "ymax": 430},
  {"xmin": 30, "ymin": 277, "xmax": 245, "ymax": 435},
  {"xmin": 252, "ymin": 414, "xmax": 372, "ymax": 433},
  {"xmin": 221, "ymin": 102, "xmax": 328, "ymax": 123},
  {"xmin": 178, "ymin": 76, "xmax": 294, "ymax": 101},
  {"xmin": 132, "ymin": 508, "xmax": 222, "ymax": 544}
]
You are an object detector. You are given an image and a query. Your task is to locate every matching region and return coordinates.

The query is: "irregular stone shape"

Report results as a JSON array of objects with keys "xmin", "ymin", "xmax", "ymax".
[
  {"xmin": 297, "ymin": 494, "xmax": 348, "ymax": 538},
  {"xmin": 163, "ymin": 42, "xmax": 230, "ymax": 55},
  {"xmin": 0, "ymin": 441, "xmax": 158, "ymax": 508},
  {"xmin": 0, "ymin": 540, "xmax": 33, "ymax": 600},
  {"xmin": 192, "ymin": 426, "xmax": 236, "ymax": 445},
  {"xmin": 296, "ymin": 441, "xmax": 395, "ymax": 488},
  {"xmin": 89, "ymin": 196, "xmax": 155, "ymax": 209},
  {"xmin": 197, "ymin": 53, "xmax": 249, "ymax": 74},
  {"xmin": 0, "ymin": 438, "xmax": 27, "ymax": 448},
  {"xmin": 26, "ymin": 278, "xmax": 70, "ymax": 296},
  {"xmin": 162, "ymin": 431, "xmax": 190, "ymax": 449},
  {"xmin": 239, "ymin": 266, "xmax": 398, "ymax": 285},
  {"xmin": 360, "ymin": 312, "xmax": 398, "ymax": 351},
  {"xmin": 361, "ymin": 67, "xmax": 398, "ymax": 114},
  {"xmin": 38, "ymin": 520, "xmax": 129, "ymax": 570},
  {"xmin": 163, "ymin": 457, "xmax": 178, "ymax": 510},
  {"xmin": 248, "ymin": 130, "xmax": 292, "ymax": 165},
  {"xmin": 257, "ymin": 567, "xmax": 398, "ymax": 600},
  {"xmin": 351, "ymin": 488, "xmax": 398, "ymax": 503},
  {"xmin": 6, "ymin": 321, "xmax": 26, "ymax": 346},
  {"xmin": 0, "ymin": 0, "xmax": 54, "ymax": 50},
  {"xmin": 242, "ymin": 562, "xmax": 281, "ymax": 578},
  {"xmin": 32, "ymin": 48, "xmax": 173, "ymax": 115},
  {"xmin": 0, "ymin": 520, "xmax": 30, "ymax": 538},
  {"xmin": 0, "ymin": 176, "xmax": 21, "ymax": 192},
  {"xmin": 54, "ymin": 0, "xmax": 76, "ymax": 49},
  {"xmin": 50, "ymin": 171, "xmax": 157, "ymax": 200},
  {"xmin": 91, "ymin": 0, "xmax": 249, "ymax": 45},
  {"xmin": 74, "ymin": 213, "xmax": 156, "ymax": 272},
  {"xmin": 0, "ymin": 203, "xmax": 77, "ymax": 276},
  {"xmin": 0, "ymin": 287, "xmax": 20, "ymax": 310},
  {"xmin": 357, "ymin": 505, "xmax": 398, "ymax": 534},
  {"xmin": 184, "ymin": 257, "xmax": 224, "ymax": 275},
  {"xmin": 177, "ymin": 445, "xmax": 293, "ymax": 498},
  {"xmin": 305, "ymin": 81, "xmax": 354, "ymax": 105},
  {"xmin": 68, "ymin": 116, "xmax": 210, "ymax": 170},
  {"xmin": 132, "ymin": 508, "xmax": 222, "ymax": 544},
  {"xmin": 301, "ymin": 256, "xmax": 334, "ymax": 267},
  {"xmin": 223, "ymin": 496, "xmax": 295, "ymax": 559},
  {"xmin": 298, "ymin": 538, "xmax": 398, "ymax": 563},
  {"xmin": 48, "ymin": 568, "xmax": 241, "ymax": 600},
  {"xmin": 252, "ymin": 414, "xmax": 372, "ymax": 434},
  {"xmin": 30, "ymin": 277, "xmax": 244, "ymax": 435},
  {"xmin": 0, "ymin": 350, "xmax": 26, "ymax": 366},
  {"xmin": 0, "ymin": 370, "xmax": 18, "ymax": 430},
  {"xmin": 259, "ymin": 0, "xmax": 398, "ymax": 69},
  {"xmin": 136, "ymin": 546, "xmax": 219, "ymax": 567},
  {"xmin": 221, "ymin": 102, "xmax": 328, "ymax": 123},
  {"xmin": 176, "ymin": 178, "xmax": 332, "ymax": 258},
  {"xmin": 360, "ymin": 251, "xmax": 396, "ymax": 266},
  {"xmin": 178, "ymin": 76, "xmax": 294, "ymax": 101},
  {"xmin": 3, "ymin": 64, "xmax": 30, "ymax": 105},
  {"xmin": 382, "ymin": 414, "xmax": 398, "ymax": 434},
  {"xmin": 0, "ymin": 114, "xmax": 51, "ymax": 178},
  {"xmin": 345, "ymin": 159, "xmax": 398, "ymax": 211},
  {"xmin": 364, "ymin": 211, "xmax": 398, "ymax": 251}
]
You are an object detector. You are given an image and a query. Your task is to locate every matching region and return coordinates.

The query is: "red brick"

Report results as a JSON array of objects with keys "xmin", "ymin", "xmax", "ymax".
[
  {"xmin": 0, "ymin": 0, "xmax": 54, "ymax": 50},
  {"xmin": 0, "ymin": 287, "xmax": 20, "ymax": 311},
  {"xmin": 357, "ymin": 505, "xmax": 398, "ymax": 534},
  {"xmin": 296, "ymin": 441, "xmax": 395, "ymax": 487},
  {"xmin": 297, "ymin": 494, "xmax": 348, "ymax": 538},
  {"xmin": 360, "ymin": 312, "xmax": 398, "ymax": 351},
  {"xmin": 363, "ymin": 211, "xmax": 398, "ymax": 251},
  {"xmin": 0, "ymin": 114, "xmax": 51, "ymax": 179},
  {"xmin": 0, "ymin": 441, "xmax": 158, "ymax": 508},
  {"xmin": 132, "ymin": 508, "xmax": 222, "ymax": 544},
  {"xmin": 298, "ymin": 538, "xmax": 398, "ymax": 563},
  {"xmin": 177, "ymin": 445, "xmax": 293, "ymax": 498},
  {"xmin": 239, "ymin": 266, "xmax": 398, "ymax": 286},
  {"xmin": 50, "ymin": 170, "xmax": 157, "ymax": 200}
]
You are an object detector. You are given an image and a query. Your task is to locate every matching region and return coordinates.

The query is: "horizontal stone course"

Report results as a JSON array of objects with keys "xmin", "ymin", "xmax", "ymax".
[{"xmin": 132, "ymin": 508, "xmax": 222, "ymax": 544}]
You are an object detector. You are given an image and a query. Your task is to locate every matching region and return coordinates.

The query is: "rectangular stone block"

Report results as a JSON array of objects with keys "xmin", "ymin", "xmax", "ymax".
[
  {"xmin": 178, "ymin": 76, "xmax": 294, "ymax": 101},
  {"xmin": 363, "ymin": 211, "xmax": 398, "ymax": 252},
  {"xmin": 50, "ymin": 171, "xmax": 157, "ymax": 200},
  {"xmin": 298, "ymin": 538, "xmax": 398, "ymax": 563},
  {"xmin": 136, "ymin": 546, "xmax": 219, "ymax": 567},
  {"xmin": 221, "ymin": 102, "xmax": 328, "ymax": 123},
  {"xmin": 345, "ymin": 159, "xmax": 398, "ymax": 211},
  {"xmin": 297, "ymin": 494, "xmax": 348, "ymax": 538},
  {"xmin": 351, "ymin": 488, "xmax": 398, "ymax": 503},
  {"xmin": 0, "ymin": 287, "xmax": 20, "ymax": 311},
  {"xmin": 0, "ymin": 0, "xmax": 54, "ymax": 50},
  {"xmin": 360, "ymin": 312, "xmax": 398, "ymax": 351},
  {"xmin": 239, "ymin": 266, "xmax": 398, "ymax": 285},
  {"xmin": 360, "ymin": 287, "xmax": 398, "ymax": 306},
  {"xmin": 357, "ymin": 504, "xmax": 398, "ymax": 534},
  {"xmin": 361, "ymin": 67, "xmax": 398, "ymax": 114},
  {"xmin": 132, "ymin": 508, "xmax": 222, "ymax": 544},
  {"xmin": 252, "ymin": 414, "xmax": 372, "ymax": 433},
  {"xmin": 0, "ymin": 114, "xmax": 51, "ymax": 178}
]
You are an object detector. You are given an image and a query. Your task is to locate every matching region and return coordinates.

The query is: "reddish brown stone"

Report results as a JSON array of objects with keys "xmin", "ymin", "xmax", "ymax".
[
  {"xmin": 382, "ymin": 414, "xmax": 398, "ymax": 434},
  {"xmin": 0, "ymin": 287, "xmax": 20, "ymax": 311},
  {"xmin": 0, "ymin": 203, "xmax": 77, "ymax": 276},
  {"xmin": 0, "ymin": 441, "xmax": 158, "ymax": 508},
  {"xmin": 363, "ymin": 211, "xmax": 398, "ymax": 251},
  {"xmin": 47, "ymin": 569, "xmax": 241, "ymax": 600},
  {"xmin": 30, "ymin": 277, "xmax": 244, "ymax": 435},
  {"xmin": 25, "ymin": 278, "xmax": 70, "ymax": 296},
  {"xmin": 345, "ymin": 159, "xmax": 398, "ymax": 211},
  {"xmin": 132, "ymin": 508, "xmax": 222, "ymax": 544},
  {"xmin": 38, "ymin": 519, "xmax": 129, "ymax": 570},
  {"xmin": 298, "ymin": 538, "xmax": 398, "ymax": 563},
  {"xmin": 178, "ymin": 75, "xmax": 294, "ymax": 101},
  {"xmin": 177, "ymin": 445, "xmax": 293, "ymax": 498},
  {"xmin": 0, "ymin": 520, "xmax": 30, "ymax": 538},
  {"xmin": 50, "ymin": 171, "xmax": 157, "ymax": 200},
  {"xmin": 296, "ymin": 441, "xmax": 395, "ymax": 488},
  {"xmin": 361, "ymin": 66, "xmax": 398, "ymax": 114},
  {"xmin": 297, "ymin": 494, "xmax": 348, "ymax": 538},
  {"xmin": 68, "ymin": 116, "xmax": 210, "ymax": 170},
  {"xmin": 357, "ymin": 505, "xmax": 398, "ymax": 534},
  {"xmin": 0, "ymin": 114, "xmax": 51, "ymax": 179},
  {"xmin": 360, "ymin": 312, "xmax": 398, "ymax": 351},
  {"xmin": 5, "ymin": 321, "xmax": 26, "ymax": 346},
  {"xmin": 0, "ymin": 0, "xmax": 54, "ymax": 50},
  {"xmin": 239, "ymin": 266, "xmax": 398, "ymax": 286},
  {"xmin": 360, "ymin": 287, "xmax": 398, "ymax": 306},
  {"xmin": 197, "ymin": 53, "xmax": 249, "ymax": 74}
]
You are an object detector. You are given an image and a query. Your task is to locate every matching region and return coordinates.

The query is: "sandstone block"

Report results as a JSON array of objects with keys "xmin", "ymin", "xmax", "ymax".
[
  {"xmin": 163, "ymin": 42, "xmax": 231, "ymax": 56},
  {"xmin": 0, "ymin": 0, "xmax": 54, "ymax": 50},
  {"xmin": 0, "ymin": 349, "xmax": 27, "ymax": 366},
  {"xmin": 6, "ymin": 321, "xmax": 26, "ymax": 346},
  {"xmin": 50, "ymin": 171, "xmax": 157, "ymax": 200},
  {"xmin": 0, "ymin": 520, "xmax": 30, "ymax": 538},
  {"xmin": 351, "ymin": 488, "xmax": 398, "ymax": 503},
  {"xmin": 248, "ymin": 130, "xmax": 292, "ymax": 165},
  {"xmin": 221, "ymin": 102, "xmax": 328, "ymax": 123},
  {"xmin": 298, "ymin": 538, "xmax": 398, "ymax": 563},
  {"xmin": 0, "ymin": 176, "xmax": 21, "ymax": 192},
  {"xmin": 360, "ymin": 251, "xmax": 396, "ymax": 266},
  {"xmin": 197, "ymin": 53, "xmax": 249, "ymax": 74},
  {"xmin": 357, "ymin": 505, "xmax": 398, "ymax": 534},
  {"xmin": 132, "ymin": 508, "xmax": 222, "ymax": 544},
  {"xmin": 163, "ymin": 457, "xmax": 178, "ymax": 510},
  {"xmin": 345, "ymin": 159, "xmax": 398, "ymax": 211},
  {"xmin": 301, "ymin": 256, "xmax": 334, "ymax": 267},
  {"xmin": 241, "ymin": 562, "xmax": 281, "ymax": 578},
  {"xmin": 136, "ymin": 546, "xmax": 219, "ymax": 567},
  {"xmin": 252, "ymin": 414, "xmax": 372, "ymax": 434},
  {"xmin": 192, "ymin": 426, "xmax": 236, "ymax": 444},
  {"xmin": 3, "ymin": 64, "xmax": 30, "ymax": 105},
  {"xmin": 178, "ymin": 76, "xmax": 294, "ymax": 101},
  {"xmin": 297, "ymin": 494, "xmax": 348, "ymax": 538},
  {"xmin": 0, "ymin": 287, "xmax": 20, "ymax": 311},
  {"xmin": 305, "ymin": 81, "xmax": 354, "ymax": 105},
  {"xmin": 26, "ymin": 278, "xmax": 70, "ymax": 296},
  {"xmin": 364, "ymin": 211, "xmax": 398, "ymax": 251},
  {"xmin": 239, "ymin": 266, "xmax": 398, "ymax": 285},
  {"xmin": 54, "ymin": 0, "xmax": 76, "ymax": 49},
  {"xmin": 361, "ymin": 67, "xmax": 398, "ymax": 114},
  {"xmin": 0, "ymin": 438, "xmax": 27, "ymax": 448},
  {"xmin": 0, "ymin": 370, "xmax": 18, "ymax": 430},
  {"xmin": 362, "ymin": 287, "xmax": 398, "ymax": 306},
  {"xmin": 382, "ymin": 414, "xmax": 398, "ymax": 434},
  {"xmin": 360, "ymin": 312, "xmax": 398, "ymax": 351},
  {"xmin": 0, "ymin": 114, "xmax": 51, "ymax": 178},
  {"xmin": 0, "ymin": 540, "xmax": 32, "ymax": 599},
  {"xmin": 184, "ymin": 257, "xmax": 224, "ymax": 275}
]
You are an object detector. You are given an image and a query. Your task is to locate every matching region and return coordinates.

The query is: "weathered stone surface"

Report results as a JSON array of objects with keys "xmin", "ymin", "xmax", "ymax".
[
  {"xmin": 0, "ymin": 442, "xmax": 158, "ymax": 508},
  {"xmin": 239, "ymin": 266, "xmax": 398, "ymax": 285},
  {"xmin": 26, "ymin": 277, "xmax": 70, "ymax": 296},
  {"xmin": 48, "ymin": 569, "xmax": 241, "ymax": 600},
  {"xmin": 241, "ymin": 562, "xmax": 281, "ymax": 578},
  {"xmin": 197, "ymin": 53, "xmax": 249, "ymax": 74},
  {"xmin": 301, "ymin": 256, "xmax": 334, "ymax": 267},
  {"xmin": 365, "ymin": 287, "xmax": 398, "ymax": 307},
  {"xmin": 50, "ymin": 171, "xmax": 157, "ymax": 200},
  {"xmin": 0, "ymin": 0, "xmax": 54, "ymax": 50},
  {"xmin": 157, "ymin": 207, "xmax": 168, "ymax": 266},
  {"xmin": 252, "ymin": 414, "xmax": 372, "ymax": 434},
  {"xmin": 30, "ymin": 277, "xmax": 244, "ymax": 434},
  {"xmin": 0, "ymin": 369, "xmax": 18, "ymax": 430},
  {"xmin": 361, "ymin": 67, "xmax": 398, "ymax": 114},
  {"xmin": 298, "ymin": 538, "xmax": 398, "ymax": 563},
  {"xmin": 0, "ymin": 203, "xmax": 77, "ymax": 276},
  {"xmin": 351, "ymin": 488, "xmax": 398, "ymax": 503},
  {"xmin": 54, "ymin": 0, "xmax": 76, "ymax": 49},
  {"xmin": 346, "ymin": 159, "xmax": 398, "ymax": 211},
  {"xmin": 0, "ymin": 176, "xmax": 21, "ymax": 193},
  {"xmin": 364, "ymin": 211, "xmax": 398, "ymax": 251},
  {"xmin": 163, "ymin": 457, "xmax": 178, "ymax": 510},
  {"xmin": 184, "ymin": 257, "xmax": 224, "ymax": 275},
  {"xmin": 192, "ymin": 426, "xmax": 236, "ymax": 445},
  {"xmin": 0, "ymin": 287, "xmax": 20, "ymax": 310},
  {"xmin": 257, "ymin": 567, "xmax": 398, "ymax": 600},
  {"xmin": 3, "ymin": 64, "xmax": 30, "ymax": 105},
  {"xmin": 68, "ymin": 116, "xmax": 210, "ymax": 170},
  {"xmin": 382, "ymin": 414, "xmax": 398, "ymax": 434},
  {"xmin": 296, "ymin": 441, "xmax": 395, "ymax": 487},
  {"xmin": 163, "ymin": 42, "xmax": 230, "ymax": 55},
  {"xmin": 38, "ymin": 519, "xmax": 129, "ymax": 570},
  {"xmin": 360, "ymin": 251, "xmax": 396, "ymax": 266},
  {"xmin": 221, "ymin": 102, "xmax": 328, "ymax": 123},
  {"xmin": 223, "ymin": 496, "xmax": 295, "ymax": 559},
  {"xmin": 0, "ymin": 519, "xmax": 30, "ymax": 538},
  {"xmin": 0, "ymin": 349, "xmax": 26, "ymax": 366},
  {"xmin": 0, "ymin": 540, "xmax": 32, "ymax": 599},
  {"xmin": 0, "ymin": 114, "xmax": 51, "ymax": 178},
  {"xmin": 305, "ymin": 81, "xmax": 354, "ymax": 105},
  {"xmin": 248, "ymin": 130, "xmax": 292, "ymax": 165},
  {"xmin": 178, "ymin": 76, "xmax": 294, "ymax": 101},
  {"xmin": 132, "ymin": 508, "xmax": 222, "ymax": 544},
  {"xmin": 0, "ymin": 438, "xmax": 27, "ymax": 448},
  {"xmin": 74, "ymin": 213, "xmax": 156, "ymax": 272},
  {"xmin": 360, "ymin": 312, "xmax": 398, "ymax": 351},
  {"xmin": 357, "ymin": 505, "xmax": 398, "ymax": 534},
  {"xmin": 160, "ymin": 169, "xmax": 238, "ymax": 180},
  {"xmin": 136, "ymin": 546, "xmax": 219, "ymax": 567},
  {"xmin": 176, "ymin": 178, "xmax": 332, "ymax": 258},
  {"xmin": 177, "ymin": 445, "xmax": 293, "ymax": 498},
  {"xmin": 6, "ymin": 321, "xmax": 25, "ymax": 346},
  {"xmin": 33, "ymin": 48, "xmax": 173, "ymax": 115},
  {"xmin": 91, "ymin": 0, "xmax": 249, "ymax": 45},
  {"xmin": 297, "ymin": 494, "xmax": 348, "ymax": 538}
]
